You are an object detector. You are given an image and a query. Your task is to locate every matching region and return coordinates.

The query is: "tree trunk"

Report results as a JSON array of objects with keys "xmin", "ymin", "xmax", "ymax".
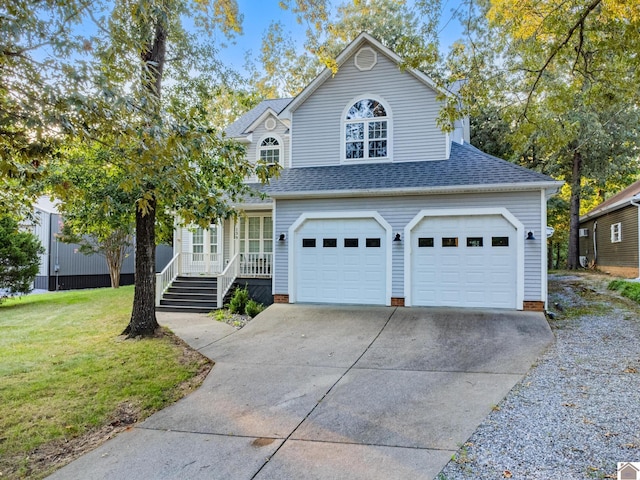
[
  {"xmin": 122, "ymin": 15, "xmax": 167, "ymax": 337},
  {"xmin": 123, "ymin": 197, "xmax": 159, "ymax": 336},
  {"xmin": 567, "ymin": 150, "xmax": 582, "ymax": 269},
  {"xmin": 547, "ymin": 241, "xmax": 553, "ymax": 270}
]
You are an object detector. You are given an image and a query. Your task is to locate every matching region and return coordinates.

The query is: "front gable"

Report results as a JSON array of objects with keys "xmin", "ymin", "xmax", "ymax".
[{"xmin": 284, "ymin": 35, "xmax": 451, "ymax": 167}]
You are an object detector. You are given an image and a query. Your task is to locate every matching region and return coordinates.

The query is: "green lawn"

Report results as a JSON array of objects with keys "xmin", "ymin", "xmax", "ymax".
[{"xmin": 0, "ymin": 287, "xmax": 211, "ymax": 479}]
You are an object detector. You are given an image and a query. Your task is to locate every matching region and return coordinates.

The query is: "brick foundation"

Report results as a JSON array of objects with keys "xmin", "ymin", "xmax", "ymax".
[
  {"xmin": 273, "ymin": 294, "xmax": 290, "ymax": 304},
  {"xmin": 523, "ymin": 301, "xmax": 545, "ymax": 312},
  {"xmin": 391, "ymin": 297, "xmax": 405, "ymax": 307}
]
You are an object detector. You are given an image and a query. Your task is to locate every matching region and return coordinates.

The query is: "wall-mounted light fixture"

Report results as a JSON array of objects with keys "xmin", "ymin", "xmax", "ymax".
[
  {"xmin": 526, "ymin": 230, "xmax": 536, "ymax": 240},
  {"xmin": 278, "ymin": 233, "xmax": 286, "ymax": 242},
  {"xmin": 394, "ymin": 233, "xmax": 401, "ymax": 242}
]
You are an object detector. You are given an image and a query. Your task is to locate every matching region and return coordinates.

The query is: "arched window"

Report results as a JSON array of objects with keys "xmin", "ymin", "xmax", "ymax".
[
  {"xmin": 344, "ymin": 99, "xmax": 388, "ymax": 161},
  {"xmin": 259, "ymin": 136, "xmax": 281, "ymax": 165}
]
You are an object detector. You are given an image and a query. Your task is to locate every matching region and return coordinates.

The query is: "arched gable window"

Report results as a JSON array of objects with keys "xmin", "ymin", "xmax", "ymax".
[
  {"xmin": 344, "ymin": 98, "xmax": 389, "ymax": 161},
  {"xmin": 258, "ymin": 136, "xmax": 281, "ymax": 165}
]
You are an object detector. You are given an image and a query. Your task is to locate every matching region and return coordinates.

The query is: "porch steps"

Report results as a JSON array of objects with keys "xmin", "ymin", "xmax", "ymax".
[{"xmin": 156, "ymin": 276, "xmax": 219, "ymax": 313}]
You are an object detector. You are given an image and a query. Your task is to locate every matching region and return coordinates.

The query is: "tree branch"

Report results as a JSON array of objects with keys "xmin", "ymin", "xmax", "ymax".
[{"xmin": 523, "ymin": 0, "xmax": 602, "ymax": 116}]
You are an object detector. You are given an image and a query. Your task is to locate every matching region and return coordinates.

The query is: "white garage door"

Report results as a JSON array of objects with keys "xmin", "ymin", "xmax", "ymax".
[
  {"xmin": 296, "ymin": 218, "xmax": 387, "ymax": 305},
  {"xmin": 411, "ymin": 215, "xmax": 517, "ymax": 308}
]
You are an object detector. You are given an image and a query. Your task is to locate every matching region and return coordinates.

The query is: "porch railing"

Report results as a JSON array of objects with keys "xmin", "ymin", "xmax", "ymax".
[
  {"xmin": 156, "ymin": 253, "xmax": 180, "ymax": 307},
  {"xmin": 217, "ymin": 253, "xmax": 240, "ymax": 308},
  {"xmin": 239, "ymin": 253, "xmax": 272, "ymax": 277},
  {"xmin": 179, "ymin": 252, "xmax": 223, "ymax": 275}
]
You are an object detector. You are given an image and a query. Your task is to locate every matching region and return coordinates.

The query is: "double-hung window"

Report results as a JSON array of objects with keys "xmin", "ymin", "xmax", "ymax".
[
  {"xmin": 344, "ymin": 99, "xmax": 389, "ymax": 161},
  {"xmin": 611, "ymin": 222, "xmax": 622, "ymax": 243},
  {"xmin": 259, "ymin": 137, "xmax": 281, "ymax": 166}
]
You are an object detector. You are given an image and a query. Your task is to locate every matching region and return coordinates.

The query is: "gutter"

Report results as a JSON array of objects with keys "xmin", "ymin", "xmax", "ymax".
[{"xmin": 267, "ymin": 180, "xmax": 564, "ymax": 200}]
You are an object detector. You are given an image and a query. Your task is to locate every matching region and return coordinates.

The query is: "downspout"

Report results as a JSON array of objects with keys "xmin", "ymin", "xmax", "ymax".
[
  {"xmin": 592, "ymin": 221, "xmax": 597, "ymax": 266},
  {"xmin": 631, "ymin": 195, "xmax": 640, "ymax": 280}
]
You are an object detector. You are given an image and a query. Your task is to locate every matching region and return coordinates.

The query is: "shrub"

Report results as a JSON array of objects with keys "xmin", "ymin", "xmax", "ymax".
[
  {"xmin": 245, "ymin": 299, "xmax": 264, "ymax": 318},
  {"xmin": 228, "ymin": 285, "xmax": 249, "ymax": 314}
]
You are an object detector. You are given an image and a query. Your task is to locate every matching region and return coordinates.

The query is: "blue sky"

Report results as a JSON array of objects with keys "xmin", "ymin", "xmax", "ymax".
[{"xmin": 216, "ymin": 0, "xmax": 466, "ymax": 73}]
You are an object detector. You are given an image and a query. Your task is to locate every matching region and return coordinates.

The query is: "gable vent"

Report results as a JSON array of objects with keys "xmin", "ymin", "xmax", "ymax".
[
  {"xmin": 355, "ymin": 47, "xmax": 377, "ymax": 71},
  {"xmin": 264, "ymin": 117, "xmax": 276, "ymax": 130}
]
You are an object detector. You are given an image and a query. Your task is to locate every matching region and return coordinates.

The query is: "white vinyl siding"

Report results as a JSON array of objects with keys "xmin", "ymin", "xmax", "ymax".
[
  {"xmin": 290, "ymin": 47, "xmax": 447, "ymax": 167},
  {"xmin": 274, "ymin": 190, "xmax": 544, "ymax": 302}
]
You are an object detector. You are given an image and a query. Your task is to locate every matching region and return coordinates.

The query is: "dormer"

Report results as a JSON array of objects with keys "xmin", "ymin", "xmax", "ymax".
[{"xmin": 224, "ymin": 98, "xmax": 292, "ymax": 173}]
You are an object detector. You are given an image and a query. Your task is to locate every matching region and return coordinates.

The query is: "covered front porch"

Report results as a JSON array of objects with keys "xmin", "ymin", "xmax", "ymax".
[{"xmin": 156, "ymin": 211, "xmax": 274, "ymax": 311}]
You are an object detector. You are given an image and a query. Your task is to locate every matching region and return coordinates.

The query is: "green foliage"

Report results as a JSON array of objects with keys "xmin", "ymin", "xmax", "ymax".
[
  {"xmin": 245, "ymin": 298, "xmax": 264, "ymax": 318},
  {"xmin": 0, "ymin": 215, "xmax": 44, "ymax": 301},
  {"xmin": 213, "ymin": 309, "xmax": 230, "ymax": 322},
  {"xmin": 608, "ymin": 280, "xmax": 640, "ymax": 304},
  {"xmin": 0, "ymin": 0, "xmax": 93, "ymax": 216},
  {"xmin": 228, "ymin": 285, "xmax": 249, "ymax": 315},
  {"xmin": 450, "ymin": 0, "xmax": 640, "ymax": 269},
  {"xmin": 48, "ymin": 143, "xmax": 135, "ymax": 288}
]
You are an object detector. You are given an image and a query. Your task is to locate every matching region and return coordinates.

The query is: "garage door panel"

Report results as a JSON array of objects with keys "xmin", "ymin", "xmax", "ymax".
[
  {"xmin": 296, "ymin": 218, "xmax": 386, "ymax": 305},
  {"xmin": 411, "ymin": 215, "xmax": 517, "ymax": 309}
]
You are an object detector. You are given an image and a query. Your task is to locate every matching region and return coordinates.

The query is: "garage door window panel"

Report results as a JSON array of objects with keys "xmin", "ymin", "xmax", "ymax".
[
  {"xmin": 323, "ymin": 238, "xmax": 337, "ymax": 247},
  {"xmin": 302, "ymin": 238, "xmax": 316, "ymax": 247},
  {"xmin": 366, "ymin": 238, "xmax": 381, "ymax": 247},
  {"xmin": 492, "ymin": 236, "xmax": 509, "ymax": 247},
  {"xmin": 442, "ymin": 237, "xmax": 458, "ymax": 247},
  {"xmin": 467, "ymin": 237, "xmax": 483, "ymax": 247},
  {"xmin": 418, "ymin": 237, "xmax": 434, "ymax": 247},
  {"xmin": 344, "ymin": 238, "xmax": 359, "ymax": 247}
]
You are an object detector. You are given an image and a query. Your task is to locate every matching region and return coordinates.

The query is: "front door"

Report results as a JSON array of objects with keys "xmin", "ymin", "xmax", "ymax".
[{"xmin": 189, "ymin": 224, "xmax": 222, "ymax": 274}]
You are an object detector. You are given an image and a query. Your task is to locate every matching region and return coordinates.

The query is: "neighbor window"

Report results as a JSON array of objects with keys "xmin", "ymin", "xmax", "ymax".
[
  {"xmin": 344, "ymin": 99, "xmax": 389, "ymax": 161},
  {"xmin": 259, "ymin": 137, "xmax": 281, "ymax": 165},
  {"xmin": 611, "ymin": 223, "xmax": 622, "ymax": 243}
]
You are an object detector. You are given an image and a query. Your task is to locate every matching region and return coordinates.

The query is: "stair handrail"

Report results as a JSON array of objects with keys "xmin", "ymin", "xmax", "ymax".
[
  {"xmin": 156, "ymin": 253, "xmax": 181, "ymax": 307},
  {"xmin": 217, "ymin": 253, "xmax": 240, "ymax": 309}
]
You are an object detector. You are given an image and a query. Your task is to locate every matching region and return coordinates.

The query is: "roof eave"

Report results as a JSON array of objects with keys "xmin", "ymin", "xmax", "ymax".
[
  {"xmin": 580, "ymin": 199, "xmax": 639, "ymax": 222},
  {"xmin": 268, "ymin": 181, "xmax": 564, "ymax": 199}
]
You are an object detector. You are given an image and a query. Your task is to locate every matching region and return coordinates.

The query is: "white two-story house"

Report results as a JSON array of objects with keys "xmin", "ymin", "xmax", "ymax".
[{"xmin": 159, "ymin": 33, "xmax": 562, "ymax": 312}]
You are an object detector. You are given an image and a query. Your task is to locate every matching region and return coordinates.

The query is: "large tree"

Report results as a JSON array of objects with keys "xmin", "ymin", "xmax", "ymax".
[
  {"xmin": 450, "ymin": 0, "xmax": 640, "ymax": 269},
  {"xmin": 65, "ymin": 0, "xmax": 331, "ymax": 337}
]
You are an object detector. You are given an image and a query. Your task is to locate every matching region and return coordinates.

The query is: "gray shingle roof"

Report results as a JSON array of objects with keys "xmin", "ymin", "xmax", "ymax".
[
  {"xmin": 235, "ymin": 183, "xmax": 273, "ymax": 206},
  {"xmin": 264, "ymin": 142, "xmax": 559, "ymax": 197},
  {"xmin": 224, "ymin": 98, "xmax": 293, "ymax": 138}
]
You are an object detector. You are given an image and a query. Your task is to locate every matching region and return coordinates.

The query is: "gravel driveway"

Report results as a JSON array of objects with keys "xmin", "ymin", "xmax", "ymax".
[{"xmin": 439, "ymin": 273, "xmax": 640, "ymax": 479}]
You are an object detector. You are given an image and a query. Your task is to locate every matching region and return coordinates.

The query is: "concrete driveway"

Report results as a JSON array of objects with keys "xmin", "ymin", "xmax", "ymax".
[{"xmin": 49, "ymin": 305, "xmax": 553, "ymax": 480}]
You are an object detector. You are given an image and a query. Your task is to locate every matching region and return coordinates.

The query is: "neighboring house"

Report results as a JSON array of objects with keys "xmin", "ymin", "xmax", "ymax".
[
  {"xmin": 160, "ymin": 33, "xmax": 562, "ymax": 312},
  {"xmin": 579, "ymin": 179, "xmax": 640, "ymax": 278},
  {"xmin": 32, "ymin": 197, "xmax": 173, "ymax": 291}
]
